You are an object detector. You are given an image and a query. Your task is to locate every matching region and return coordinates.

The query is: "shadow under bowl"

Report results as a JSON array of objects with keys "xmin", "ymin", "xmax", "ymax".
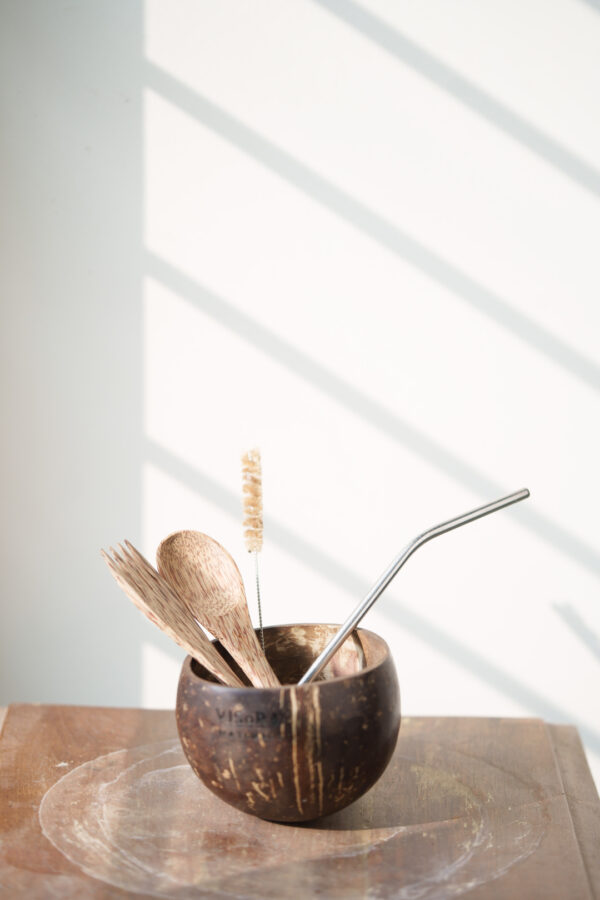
[{"xmin": 176, "ymin": 623, "xmax": 400, "ymax": 822}]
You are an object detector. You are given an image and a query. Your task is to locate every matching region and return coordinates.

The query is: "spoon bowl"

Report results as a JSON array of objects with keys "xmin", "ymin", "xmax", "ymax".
[{"xmin": 157, "ymin": 530, "xmax": 279, "ymax": 688}]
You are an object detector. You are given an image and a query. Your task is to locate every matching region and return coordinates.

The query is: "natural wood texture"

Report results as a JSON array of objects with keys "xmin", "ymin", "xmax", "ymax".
[
  {"xmin": 547, "ymin": 723, "xmax": 600, "ymax": 896},
  {"xmin": 177, "ymin": 624, "xmax": 400, "ymax": 821},
  {"xmin": 157, "ymin": 530, "xmax": 279, "ymax": 688},
  {"xmin": 102, "ymin": 541, "xmax": 243, "ymax": 687},
  {"xmin": 1, "ymin": 705, "xmax": 598, "ymax": 899}
]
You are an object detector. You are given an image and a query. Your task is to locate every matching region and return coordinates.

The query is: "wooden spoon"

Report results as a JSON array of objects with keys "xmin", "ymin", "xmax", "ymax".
[
  {"xmin": 157, "ymin": 531, "xmax": 280, "ymax": 688},
  {"xmin": 102, "ymin": 541, "xmax": 243, "ymax": 687}
]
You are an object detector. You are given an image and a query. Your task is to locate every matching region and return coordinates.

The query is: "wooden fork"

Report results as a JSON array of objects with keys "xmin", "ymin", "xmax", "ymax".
[{"xmin": 102, "ymin": 541, "xmax": 243, "ymax": 687}]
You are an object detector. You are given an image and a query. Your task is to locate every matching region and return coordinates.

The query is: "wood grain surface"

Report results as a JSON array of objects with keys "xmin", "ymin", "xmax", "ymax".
[
  {"xmin": 0, "ymin": 705, "xmax": 598, "ymax": 899},
  {"xmin": 156, "ymin": 531, "xmax": 280, "ymax": 687}
]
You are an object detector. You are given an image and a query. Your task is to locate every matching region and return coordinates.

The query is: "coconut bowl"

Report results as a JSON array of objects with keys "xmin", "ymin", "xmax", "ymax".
[{"xmin": 176, "ymin": 623, "xmax": 400, "ymax": 822}]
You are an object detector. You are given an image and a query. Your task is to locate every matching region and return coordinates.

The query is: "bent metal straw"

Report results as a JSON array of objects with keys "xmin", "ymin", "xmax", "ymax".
[{"xmin": 298, "ymin": 488, "xmax": 530, "ymax": 685}]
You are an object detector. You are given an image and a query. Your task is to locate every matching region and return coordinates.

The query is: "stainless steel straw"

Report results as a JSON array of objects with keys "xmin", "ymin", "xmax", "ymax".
[{"xmin": 298, "ymin": 488, "xmax": 530, "ymax": 685}]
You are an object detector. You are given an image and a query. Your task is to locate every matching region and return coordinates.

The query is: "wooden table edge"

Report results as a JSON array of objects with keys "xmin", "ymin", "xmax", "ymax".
[{"xmin": 547, "ymin": 722, "xmax": 600, "ymax": 899}]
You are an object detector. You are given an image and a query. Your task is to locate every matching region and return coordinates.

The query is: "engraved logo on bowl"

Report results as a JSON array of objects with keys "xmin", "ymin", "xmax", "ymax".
[{"xmin": 214, "ymin": 706, "xmax": 290, "ymax": 741}]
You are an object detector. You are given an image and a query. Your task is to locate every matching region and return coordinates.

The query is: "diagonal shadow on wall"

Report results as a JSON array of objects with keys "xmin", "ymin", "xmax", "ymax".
[
  {"xmin": 147, "ymin": 251, "xmax": 600, "ymax": 580},
  {"xmin": 554, "ymin": 603, "xmax": 600, "ymax": 662},
  {"xmin": 145, "ymin": 62, "xmax": 600, "ymax": 397},
  {"xmin": 579, "ymin": 0, "xmax": 600, "ymax": 11},
  {"xmin": 312, "ymin": 0, "xmax": 600, "ymax": 200},
  {"xmin": 146, "ymin": 438, "xmax": 600, "ymax": 757}
]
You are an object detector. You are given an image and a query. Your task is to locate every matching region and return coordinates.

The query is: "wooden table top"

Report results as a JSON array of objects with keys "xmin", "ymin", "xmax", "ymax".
[{"xmin": 0, "ymin": 704, "xmax": 598, "ymax": 899}]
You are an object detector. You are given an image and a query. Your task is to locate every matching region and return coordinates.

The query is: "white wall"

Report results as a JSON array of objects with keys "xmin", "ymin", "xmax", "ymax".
[{"xmin": 2, "ymin": 0, "xmax": 599, "ymax": 787}]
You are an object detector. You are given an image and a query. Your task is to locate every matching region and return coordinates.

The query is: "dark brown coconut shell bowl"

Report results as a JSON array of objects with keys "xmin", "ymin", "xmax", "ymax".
[{"xmin": 176, "ymin": 623, "xmax": 400, "ymax": 822}]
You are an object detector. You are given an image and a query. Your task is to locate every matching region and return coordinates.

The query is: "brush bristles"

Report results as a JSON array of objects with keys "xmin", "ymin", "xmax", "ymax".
[{"xmin": 242, "ymin": 448, "xmax": 263, "ymax": 552}]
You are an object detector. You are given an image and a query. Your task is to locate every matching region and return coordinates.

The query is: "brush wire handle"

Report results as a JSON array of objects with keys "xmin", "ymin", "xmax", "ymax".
[
  {"xmin": 298, "ymin": 488, "xmax": 530, "ymax": 685},
  {"xmin": 253, "ymin": 550, "xmax": 264, "ymax": 651}
]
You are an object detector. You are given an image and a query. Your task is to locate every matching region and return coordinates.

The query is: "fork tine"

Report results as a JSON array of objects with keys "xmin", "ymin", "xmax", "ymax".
[
  {"xmin": 124, "ymin": 540, "xmax": 151, "ymax": 567},
  {"xmin": 110, "ymin": 545, "xmax": 126, "ymax": 565},
  {"xmin": 118, "ymin": 542, "xmax": 133, "ymax": 562},
  {"xmin": 121, "ymin": 541, "xmax": 154, "ymax": 580},
  {"xmin": 103, "ymin": 549, "xmax": 124, "ymax": 574}
]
